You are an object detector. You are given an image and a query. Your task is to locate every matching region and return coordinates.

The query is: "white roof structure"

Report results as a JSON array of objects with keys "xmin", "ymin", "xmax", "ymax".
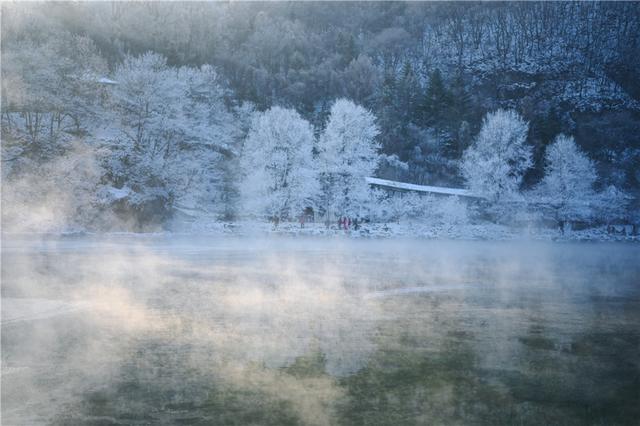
[
  {"xmin": 97, "ymin": 77, "xmax": 118, "ymax": 85},
  {"xmin": 366, "ymin": 177, "xmax": 481, "ymax": 199}
]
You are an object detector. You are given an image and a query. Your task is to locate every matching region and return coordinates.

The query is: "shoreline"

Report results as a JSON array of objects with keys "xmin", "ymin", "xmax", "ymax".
[{"xmin": 2, "ymin": 222, "xmax": 639, "ymax": 243}]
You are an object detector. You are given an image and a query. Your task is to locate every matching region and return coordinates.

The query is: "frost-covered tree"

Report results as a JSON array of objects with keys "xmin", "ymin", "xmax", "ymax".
[
  {"xmin": 240, "ymin": 106, "xmax": 319, "ymax": 219},
  {"xmin": 171, "ymin": 65, "xmax": 238, "ymax": 213},
  {"xmin": 593, "ymin": 185, "xmax": 629, "ymax": 224},
  {"xmin": 108, "ymin": 52, "xmax": 235, "ymax": 221},
  {"xmin": 1, "ymin": 33, "xmax": 107, "ymax": 158},
  {"xmin": 109, "ymin": 52, "xmax": 187, "ymax": 216},
  {"xmin": 461, "ymin": 109, "xmax": 532, "ymax": 209},
  {"xmin": 317, "ymin": 99, "xmax": 380, "ymax": 217},
  {"xmin": 534, "ymin": 134, "xmax": 597, "ymax": 224}
]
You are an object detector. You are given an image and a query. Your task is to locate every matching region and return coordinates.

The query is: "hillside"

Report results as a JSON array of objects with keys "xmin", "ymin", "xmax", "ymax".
[{"xmin": 2, "ymin": 2, "xmax": 639, "ymax": 231}]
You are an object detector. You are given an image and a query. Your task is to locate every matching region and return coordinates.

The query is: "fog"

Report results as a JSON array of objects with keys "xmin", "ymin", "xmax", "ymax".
[{"xmin": 2, "ymin": 235, "xmax": 639, "ymax": 425}]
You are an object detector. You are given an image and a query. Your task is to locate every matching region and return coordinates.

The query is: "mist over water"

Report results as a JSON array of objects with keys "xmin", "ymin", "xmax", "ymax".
[
  {"xmin": 2, "ymin": 236, "xmax": 639, "ymax": 425},
  {"xmin": 3, "ymin": 2, "xmax": 639, "ymax": 424}
]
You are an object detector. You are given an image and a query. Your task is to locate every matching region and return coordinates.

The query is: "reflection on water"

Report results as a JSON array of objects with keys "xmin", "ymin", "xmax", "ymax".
[{"xmin": 2, "ymin": 236, "xmax": 639, "ymax": 425}]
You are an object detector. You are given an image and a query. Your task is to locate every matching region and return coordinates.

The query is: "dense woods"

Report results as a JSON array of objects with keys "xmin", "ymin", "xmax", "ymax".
[{"xmin": 2, "ymin": 1, "xmax": 639, "ymax": 231}]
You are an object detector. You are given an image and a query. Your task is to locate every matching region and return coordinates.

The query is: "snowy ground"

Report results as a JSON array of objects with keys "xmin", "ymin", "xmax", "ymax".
[{"xmin": 178, "ymin": 220, "xmax": 640, "ymax": 242}]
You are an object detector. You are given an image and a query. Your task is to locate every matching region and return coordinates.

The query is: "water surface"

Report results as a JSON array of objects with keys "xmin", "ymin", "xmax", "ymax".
[{"xmin": 2, "ymin": 236, "xmax": 639, "ymax": 425}]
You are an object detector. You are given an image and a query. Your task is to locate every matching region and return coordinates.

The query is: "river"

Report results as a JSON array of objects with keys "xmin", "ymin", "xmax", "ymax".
[{"xmin": 2, "ymin": 235, "xmax": 639, "ymax": 425}]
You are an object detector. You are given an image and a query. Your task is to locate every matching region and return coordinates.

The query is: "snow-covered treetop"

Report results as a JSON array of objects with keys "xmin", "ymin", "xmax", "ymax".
[
  {"xmin": 540, "ymin": 134, "xmax": 597, "ymax": 201},
  {"xmin": 319, "ymin": 98, "xmax": 380, "ymax": 176},
  {"xmin": 240, "ymin": 106, "xmax": 319, "ymax": 218},
  {"xmin": 461, "ymin": 109, "xmax": 532, "ymax": 201}
]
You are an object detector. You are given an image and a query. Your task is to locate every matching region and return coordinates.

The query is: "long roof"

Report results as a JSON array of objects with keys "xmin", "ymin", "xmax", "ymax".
[
  {"xmin": 97, "ymin": 77, "xmax": 118, "ymax": 85},
  {"xmin": 366, "ymin": 177, "xmax": 481, "ymax": 198}
]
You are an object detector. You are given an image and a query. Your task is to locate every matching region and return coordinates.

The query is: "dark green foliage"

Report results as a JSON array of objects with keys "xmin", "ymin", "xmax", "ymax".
[{"xmin": 421, "ymin": 69, "xmax": 452, "ymax": 126}]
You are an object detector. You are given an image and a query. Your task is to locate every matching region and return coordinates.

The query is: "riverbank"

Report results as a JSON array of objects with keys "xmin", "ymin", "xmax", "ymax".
[
  {"xmin": 3, "ymin": 221, "xmax": 638, "ymax": 242},
  {"xmin": 179, "ymin": 220, "xmax": 640, "ymax": 242}
]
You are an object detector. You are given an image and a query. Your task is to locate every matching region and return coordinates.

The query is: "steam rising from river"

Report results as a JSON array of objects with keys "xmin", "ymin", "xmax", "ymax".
[
  {"xmin": 2, "ymin": 236, "xmax": 639, "ymax": 424},
  {"xmin": 3, "ymin": 237, "xmax": 379, "ymax": 424}
]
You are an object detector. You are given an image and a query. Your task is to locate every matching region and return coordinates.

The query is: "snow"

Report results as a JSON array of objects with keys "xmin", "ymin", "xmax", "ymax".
[
  {"xmin": 106, "ymin": 186, "xmax": 132, "ymax": 200},
  {"xmin": 97, "ymin": 77, "xmax": 118, "ymax": 85},
  {"xmin": 177, "ymin": 220, "xmax": 640, "ymax": 242},
  {"xmin": 98, "ymin": 185, "xmax": 132, "ymax": 203},
  {"xmin": 172, "ymin": 203, "xmax": 206, "ymax": 218},
  {"xmin": 366, "ymin": 177, "xmax": 480, "ymax": 198}
]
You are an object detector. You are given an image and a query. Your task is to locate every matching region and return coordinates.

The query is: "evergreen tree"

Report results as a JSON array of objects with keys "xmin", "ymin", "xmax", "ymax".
[
  {"xmin": 336, "ymin": 31, "xmax": 357, "ymax": 67},
  {"xmin": 421, "ymin": 69, "xmax": 451, "ymax": 126},
  {"xmin": 448, "ymin": 72, "xmax": 471, "ymax": 124},
  {"xmin": 376, "ymin": 71, "xmax": 400, "ymax": 153},
  {"xmin": 396, "ymin": 61, "xmax": 421, "ymax": 124}
]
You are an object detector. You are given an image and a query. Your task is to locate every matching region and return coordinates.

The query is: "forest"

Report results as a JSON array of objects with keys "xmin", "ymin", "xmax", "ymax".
[{"xmin": 1, "ymin": 1, "xmax": 639, "ymax": 232}]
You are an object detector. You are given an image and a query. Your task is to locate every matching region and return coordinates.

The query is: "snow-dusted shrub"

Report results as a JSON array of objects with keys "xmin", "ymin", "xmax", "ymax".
[
  {"xmin": 369, "ymin": 192, "xmax": 469, "ymax": 226},
  {"xmin": 369, "ymin": 192, "xmax": 430, "ymax": 223},
  {"xmin": 593, "ymin": 185, "xmax": 629, "ymax": 224},
  {"xmin": 366, "ymin": 190, "xmax": 395, "ymax": 222},
  {"xmin": 433, "ymin": 196, "xmax": 470, "ymax": 226},
  {"xmin": 402, "ymin": 193, "xmax": 429, "ymax": 220}
]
